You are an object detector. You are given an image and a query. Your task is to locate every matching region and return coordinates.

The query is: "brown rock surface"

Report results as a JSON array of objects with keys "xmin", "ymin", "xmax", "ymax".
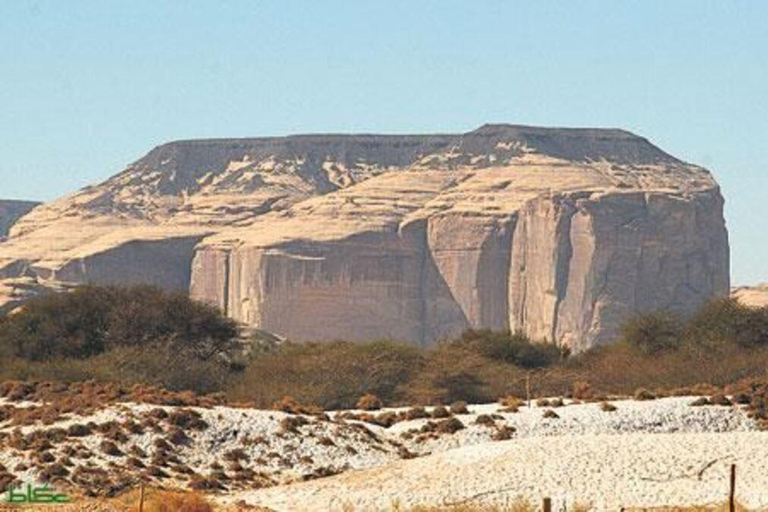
[{"xmin": 0, "ymin": 124, "xmax": 730, "ymax": 350}]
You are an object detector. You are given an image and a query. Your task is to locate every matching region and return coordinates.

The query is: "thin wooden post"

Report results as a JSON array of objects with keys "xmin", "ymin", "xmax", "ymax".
[
  {"xmin": 729, "ymin": 464, "xmax": 736, "ymax": 512},
  {"xmin": 542, "ymin": 497, "xmax": 552, "ymax": 512},
  {"xmin": 139, "ymin": 481, "xmax": 145, "ymax": 512}
]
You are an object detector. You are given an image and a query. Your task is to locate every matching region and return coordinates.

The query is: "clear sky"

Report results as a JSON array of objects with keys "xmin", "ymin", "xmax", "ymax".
[{"xmin": 0, "ymin": 1, "xmax": 766, "ymax": 285}]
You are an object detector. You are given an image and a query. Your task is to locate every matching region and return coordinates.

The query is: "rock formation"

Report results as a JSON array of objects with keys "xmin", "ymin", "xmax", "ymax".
[
  {"xmin": 0, "ymin": 200, "xmax": 39, "ymax": 238},
  {"xmin": 0, "ymin": 125, "xmax": 730, "ymax": 350}
]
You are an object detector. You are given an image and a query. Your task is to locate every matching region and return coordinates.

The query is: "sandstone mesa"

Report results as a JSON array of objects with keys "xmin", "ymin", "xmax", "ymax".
[{"xmin": 0, "ymin": 124, "xmax": 729, "ymax": 350}]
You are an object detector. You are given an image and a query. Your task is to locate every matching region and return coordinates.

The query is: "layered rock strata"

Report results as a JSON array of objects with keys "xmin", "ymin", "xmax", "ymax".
[{"xmin": 0, "ymin": 125, "xmax": 729, "ymax": 350}]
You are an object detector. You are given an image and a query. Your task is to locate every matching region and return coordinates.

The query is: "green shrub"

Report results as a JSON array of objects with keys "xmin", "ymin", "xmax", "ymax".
[
  {"xmin": 93, "ymin": 343, "xmax": 233, "ymax": 393},
  {"xmin": 447, "ymin": 329, "xmax": 561, "ymax": 368},
  {"xmin": 402, "ymin": 346, "xmax": 520, "ymax": 405},
  {"xmin": 0, "ymin": 285, "xmax": 239, "ymax": 362},
  {"xmin": 229, "ymin": 340, "xmax": 424, "ymax": 409},
  {"xmin": 619, "ymin": 310, "xmax": 682, "ymax": 354},
  {"xmin": 686, "ymin": 298, "xmax": 768, "ymax": 349}
]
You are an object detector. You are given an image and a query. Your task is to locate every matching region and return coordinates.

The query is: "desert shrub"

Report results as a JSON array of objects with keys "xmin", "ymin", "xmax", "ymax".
[
  {"xmin": 85, "ymin": 343, "xmax": 233, "ymax": 393},
  {"xmin": 690, "ymin": 397, "xmax": 710, "ymax": 406},
  {"xmin": 435, "ymin": 417, "xmax": 465, "ymax": 434},
  {"xmin": 571, "ymin": 380, "xmax": 593, "ymax": 400},
  {"xmin": 356, "ymin": 393, "xmax": 383, "ymax": 411},
  {"xmin": 566, "ymin": 339, "xmax": 768, "ymax": 398},
  {"xmin": 447, "ymin": 329, "xmax": 561, "ymax": 368},
  {"xmin": 686, "ymin": 298, "xmax": 768, "ymax": 349},
  {"xmin": 403, "ymin": 345, "xmax": 522, "ymax": 404},
  {"xmin": 710, "ymin": 393, "xmax": 732, "ymax": 406},
  {"xmin": 430, "ymin": 406, "xmax": 451, "ymax": 419},
  {"xmin": 127, "ymin": 489, "xmax": 214, "ymax": 512},
  {"xmin": 0, "ymin": 285, "xmax": 239, "ymax": 362},
  {"xmin": 230, "ymin": 340, "xmax": 424, "ymax": 409},
  {"xmin": 492, "ymin": 425, "xmax": 516, "ymax": 441},
  {"xmin": 475, "ymin": 414, "xmax": 495, "ymax": 426},
  {"xmin": 619, "ymin": 310, "xmax": 682, "ymax": 355},
  {"xmin": 271, "ymin": 396, "xmax": 323, "ymax": 415},
  {"xmin": 404, "ymin": 406, "xmax": 429, "ymax": 420},
  {"xmin": 449, "ymin": 401, "xmax": 469, "ymax": 414},
  {"xmin": 634, "ymin": 388, "xmax": 656, "ymax": 401}
]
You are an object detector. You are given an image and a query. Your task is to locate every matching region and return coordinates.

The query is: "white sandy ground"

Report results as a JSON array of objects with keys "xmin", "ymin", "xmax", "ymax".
[
  {"xmin": 219, "ymin": 397, "xmax": 763, "ymax": 511},
  {"xmin": 225, "ymin": 431, "xmax": 768, "ymax": 511},
  {"xmin": 1, "ymin": 396, "xmax": 764, "ymax": 510}
]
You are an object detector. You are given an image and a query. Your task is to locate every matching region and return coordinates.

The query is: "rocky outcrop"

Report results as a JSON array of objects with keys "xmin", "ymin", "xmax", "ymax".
[
  {"xmin": 732, "ymin": 284, "xmax": 768, "ymax": 308},
  {"xmin": 0, "ymin": 125, "xmax": 730, "ymax": 350},
  {"xmin": 190, "ymin": 126, "xmax": 729, "ymax": 350},
  {"xmin": 0, "ymin": 200, "xmax": 39, "ymax": 238}
]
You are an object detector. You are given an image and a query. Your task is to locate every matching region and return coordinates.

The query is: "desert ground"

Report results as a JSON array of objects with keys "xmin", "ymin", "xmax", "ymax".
[{"xmin": 1, "ymin": 390, "xmax": 763, "ymax": 511}]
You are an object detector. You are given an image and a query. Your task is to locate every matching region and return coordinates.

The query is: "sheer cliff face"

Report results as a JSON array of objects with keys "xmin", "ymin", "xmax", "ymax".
[{"xmin": 0, "ymin": 125, "xmax": 729, "ymax": 350}]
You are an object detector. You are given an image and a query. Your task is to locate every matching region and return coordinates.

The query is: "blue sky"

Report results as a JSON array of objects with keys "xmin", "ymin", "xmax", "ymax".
[{"xmin": 0, "ymin": 1, "xmax": 766, "ymax": 285}]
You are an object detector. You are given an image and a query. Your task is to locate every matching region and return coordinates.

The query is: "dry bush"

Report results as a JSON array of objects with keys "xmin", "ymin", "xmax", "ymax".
[
  {"xmin": 270, "ymin": 395, "xmax": 323, "ymax": 415},
  {"xmin": 620, "ymin": 310, "xmax": 682, "ymax": 355},
  {"xmin": 280, "ymin": 415, "xmax": 309, "ymax": 433},
  {"xmin": 430, "ymin": 406, "xmax": 451, "ymax": 419},
  {"xmin": 474, "ymin": 414, "xmax": 495, "ymax": 427},
  {"xmin": 100, "ymin": 440, "xmax": 123, "ymax": 457},
  {"xmin": 66, "ymin": 423, "xmax": 92, "ymax": 437},
  {"xmin": 491, "ymin": 425, "xmax": 516, "ymax": 441},
  {"xmin": 572, "ymin": 380, "xmax": 593, "ymax": 399},
  {"xmin": 403, "ymin": 406, "xmax": 429, "ymax": 420},
  {"xmin": 372, "ymin": 411, "xmax": 399, "ymax": 427},
  {"xmin": 126, "ymin": 489, "xmax": 214, "ymax": 512},
  {"xmin": 446, "ymin": 329, "xmax": 562, "ymax": 368},
  {"xmin": 188, "ymin": 476, "xmax": 225, "ymax": 491},
  {"xmin": 403, "ymin": 346, "xmax": 522, "ymax": 405},
  {"xmin": 356, "ymin": 393, "xmax": 383, "ymax": 411},
  {"xmin": 435, "ymin": 417, "xmax": 465, "ymax": 434},
  {"xmin": 710, "ymin": 393, "xmax": 732, "ymax": 406},
  {"xmin": 542, "ymin": 409, "xmax": 559, "ymax": 419},
  {"xmin": 0, "ymin": 472, "xmax": 17, "ymax": 493},
  {"xmin": 223, "ymin": 449, "xmax": 249, "ymax": 462},
  {"xmin": 0, "ymin": 284, "xmax": 239, "ymax": 363},
  {"xmin": 167, "ymin": 427, "xmax": 190, "ymax": 446},
  {"xmin": 168, "ymin": 409, "xmax": 208, "ymax": 430},
  {"xmin": 634, "ymin": 388, "xmax": 656, "ymax": 401},
  {"xmin": 231, "ymin": 341, "xmax": 424, "ymax": 409},
  {"xmin": 449, "ymin": 401, "xmax": 469, "ymax": 414}
]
